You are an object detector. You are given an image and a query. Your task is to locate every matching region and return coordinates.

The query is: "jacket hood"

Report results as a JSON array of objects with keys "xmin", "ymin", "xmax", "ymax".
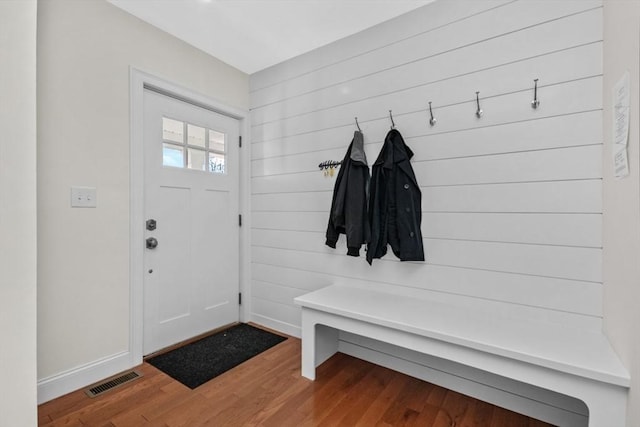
[
  {"xmin": 375, "ymin": 129, "xmax": 419, "ymax": 188},
  {"xmin": 350, "ymin": 130, "xmax": 367, "ymax": 165},
  {"xmin": 374, "ymin": 129, "xmax": 414, "ymax": 168}
]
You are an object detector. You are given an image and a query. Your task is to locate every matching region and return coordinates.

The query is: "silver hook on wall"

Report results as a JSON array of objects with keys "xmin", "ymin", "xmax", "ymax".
[
  {"xmin": 355, "ymin": 117, "xmax": 362, "ymax": 132},
  {"xmin": 475, "ymin": 91, "xmax": 483, "ymax": 118},
  {"xmin": 428, "ymin": 102, "xmax": 436, "ymax": 126},
  {"xmin": 389, "ymin": 110, "xmax": 396, "ymax": 129},
  {"xmin": 531, "ymin": 78, "xmax": 540, "ymax": 109}
]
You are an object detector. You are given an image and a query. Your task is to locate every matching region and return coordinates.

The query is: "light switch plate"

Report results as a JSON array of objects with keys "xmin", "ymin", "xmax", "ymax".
[{"xmin": 71, "ymin": 186, "xmax": 97, "ymax": 208}]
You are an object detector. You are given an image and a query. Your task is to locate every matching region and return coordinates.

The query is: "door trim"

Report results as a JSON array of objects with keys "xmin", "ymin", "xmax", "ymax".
[{"xmin": 129, "ymin": 68, "xmax": 251, "ymax": 365}]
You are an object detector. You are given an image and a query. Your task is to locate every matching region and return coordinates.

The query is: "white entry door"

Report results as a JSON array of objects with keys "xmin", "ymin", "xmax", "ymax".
[{"xmin": 143, "ymin": 88, "xmax": 240, "ymax": 355}]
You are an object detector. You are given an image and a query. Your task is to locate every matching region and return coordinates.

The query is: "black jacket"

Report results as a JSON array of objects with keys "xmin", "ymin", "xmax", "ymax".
[
  {"xmin": 366, "ymin": 129, "xmax": 424, "ymax": 264},
  {"xmin": 325, "ymin": 131, "xmax": 370, "ymax": 256}
]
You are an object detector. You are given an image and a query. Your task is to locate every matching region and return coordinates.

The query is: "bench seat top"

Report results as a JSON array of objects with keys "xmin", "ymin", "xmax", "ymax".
[{"xmin": 294, "ymin": 285, "xmax": 630, "ymax": 388}]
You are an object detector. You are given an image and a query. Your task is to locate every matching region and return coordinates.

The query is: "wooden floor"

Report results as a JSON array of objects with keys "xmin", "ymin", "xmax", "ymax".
[{"xmin": 38, "ymin": 334, "xmax": 554, "ymax": 427}]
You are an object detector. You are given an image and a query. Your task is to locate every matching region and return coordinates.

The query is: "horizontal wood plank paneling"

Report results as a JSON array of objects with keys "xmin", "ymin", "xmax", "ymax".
[
  {"xmin": 252, "ymin": 191, "xmax": 331, "ymax": 212},
  {"xmin": 403, "ymin": 145, "xmax": 601, "ymax": 185},
  {"xmin": 408, "ymin": 111, "xmax": 603, "ymax": 161},
  {"xmin": 254, "ymin": 144, "xmax": 602, "ymax": 185},
  {"xmin": 251, "ymin": 26, "xmax": 602, "ymax": 127},
  {"xmin": 252, "ymin": 138, "xmax": 602, "ymax": 189},
  {"xmin": 250, "ymin": 0, "xmax": 515, "ymax": 91},
  {"xmin": 251, "ymin": 296, "xmax": 300, "ymax": 327},
  {"xmin": 251, "ymin": 229, "xmax": 602, "ymax": 282},
  {"xmin": 251, "ymin": 180, "xmax": 602, "ymax": 214},
  {"xmin": 251, "ymin": 263, "xmax": 331, "ymax": 292},
  {"xmin": 250, "ymin": 0, "xmax": 601, "ymax": 104},
  {"xmin": 253, "ymin": 211, "xmax": 602, "ymax": 248},
  {"xmin": 249, "ymin": 1, "xmax": 604, "ymax": 336},
  {"xmin": 426, "ymin": 239, "xmax": 602, "ymax": 283},
  {"xmin": 252, "ymin": 74, "xmax": 603, "ymax": 144},
  {"xmin": 251, "ymin": 247, "xmax": 603, "ymax": 323},
  {"xmin": 421, "ymin": 212, "xmax": 602, "ymax": 248},
  {"xmin": 252, "ymin": 109, "xmax": 602, "ymax": 162},
  {"xmin": 423, "ymin": 180, "xmax": 602, "ymax": 213},
  {"xmin": 251, "ymin": 280, "xmax": 310, "ymax": 306},
  {"xmin": 251, "ymin": 76, "xmax": 602, "ymax": 165}
]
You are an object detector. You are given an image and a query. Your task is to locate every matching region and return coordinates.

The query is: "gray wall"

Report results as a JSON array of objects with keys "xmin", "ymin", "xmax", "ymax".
[
  {"xmin": 603, "ymin": 1, "xmax": 640, "ymax": 426},
  {"xmin": 0, "ymin": 0, "xmax": 38, "ymax": 425},
  {"xmin": 36, "ymin": 0, "xmax": 248, "ymax": 401}
]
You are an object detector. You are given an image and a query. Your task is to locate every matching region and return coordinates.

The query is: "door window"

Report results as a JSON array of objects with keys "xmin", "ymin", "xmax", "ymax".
[{"xmin": 162, "ymin": 117, "xmax": 226, "ymax": 174}]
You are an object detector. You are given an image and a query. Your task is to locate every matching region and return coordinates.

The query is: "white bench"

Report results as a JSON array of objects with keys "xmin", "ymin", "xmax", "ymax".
[{"xmin": 294, "ymin": 285, "xmax": 629, "ymax": 427}]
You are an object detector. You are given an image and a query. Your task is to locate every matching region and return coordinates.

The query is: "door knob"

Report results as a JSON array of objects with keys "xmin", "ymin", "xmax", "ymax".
[{"xmin": 146, "ymin": 237, "xmax": 158, "ymax": 249}]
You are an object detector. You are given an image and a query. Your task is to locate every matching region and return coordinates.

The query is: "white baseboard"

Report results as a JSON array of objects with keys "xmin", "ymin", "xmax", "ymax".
[
  {"xmin": 338, "ymin": 336, "xmax": 588, "ymax": 427},
  {"xmin": 251, "ymin": 314, "xmax": 301, "ymax": 338},
  {"xmin": 37, "ymin": 351, "xmax": 135, "ymax": 404}
]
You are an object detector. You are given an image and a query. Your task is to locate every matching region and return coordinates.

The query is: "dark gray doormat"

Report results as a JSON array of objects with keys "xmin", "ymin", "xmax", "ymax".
[{"xmin": 146, "ymin": 323, "xmax": 287, "ymax": 389}]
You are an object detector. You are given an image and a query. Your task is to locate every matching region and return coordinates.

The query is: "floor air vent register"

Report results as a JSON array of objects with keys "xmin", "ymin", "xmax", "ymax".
[{"xmin": 84, "ymin": 370, "xmax": 142, "ymax": 398}]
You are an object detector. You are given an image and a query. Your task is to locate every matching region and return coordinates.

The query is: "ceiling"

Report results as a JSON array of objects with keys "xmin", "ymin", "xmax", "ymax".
[{"xmin": 107, "ymin": 0, "xmax": 434, "ymax": 74}]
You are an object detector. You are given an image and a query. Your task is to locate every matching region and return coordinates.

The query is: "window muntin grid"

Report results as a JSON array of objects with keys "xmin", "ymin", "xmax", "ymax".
[{"xmin": 162, "ymin": 117, "xmax": 226, "ymax": 174}]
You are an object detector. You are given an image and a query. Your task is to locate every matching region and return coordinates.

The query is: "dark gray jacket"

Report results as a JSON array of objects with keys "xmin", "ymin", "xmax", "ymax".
[
  {"xmin": 367, "ymin": 129, "xmax": 424, "ymax": 264},
  {"xmin": 325, "ymin": 131, "xmax": 370, "ymax": 256}
]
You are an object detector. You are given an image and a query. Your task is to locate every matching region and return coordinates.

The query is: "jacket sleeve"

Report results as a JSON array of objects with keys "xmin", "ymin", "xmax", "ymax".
[
  {"xmin": 325, "ymin": 177, "xmax": 345, "ymax": 248},
  {"xmin": 343, "ymin": 164, "xmax": 370, "ymax": 256},
  {"xmin": 325, "ymin": 205, "xmax": 341, "ymax": 249},
  {"xmin": 325, "ymin": 153, "xmax": 350, "ymax": 248},
  {"xmin": 366, "ymin": 166, "xmax": 384, "ymax": 264},
  {"xmin": 325, "ymin": 217, "xmax": 339, "ymax": 248}
]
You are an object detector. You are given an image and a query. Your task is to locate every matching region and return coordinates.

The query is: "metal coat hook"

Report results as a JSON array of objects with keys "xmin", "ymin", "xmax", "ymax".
[
  {"xmin": 355, "ymin": 117, "xmax": 362, "ymax": 132},
  {"xmin": 428, "ymin": 102, "xmax": 436, "ymax": 126},
  {"xmin": 475, "ymin": 91, "xmax": 483, "ymax": 118},
  {"xmin": 531, "ymin": 78, "xmax": 540, "ymax": 109},
  {"xmin": 389, "ymin": 110, "xmax": 396, "ymax": 129}
]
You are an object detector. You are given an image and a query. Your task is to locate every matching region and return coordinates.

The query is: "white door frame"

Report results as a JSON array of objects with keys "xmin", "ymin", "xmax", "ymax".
[{"xmin": 129, "ymin": 68, "xmax": 251, "ymax": 365}]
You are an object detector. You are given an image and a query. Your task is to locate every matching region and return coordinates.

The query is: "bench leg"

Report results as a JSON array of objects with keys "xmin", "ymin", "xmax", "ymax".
[
  {"xmin": 300, "ymin": 310, "xmax": 338, "ymax": 380},
  {"xmin": 584, "ymin": 386, "xmax": 627, "ymax": 427}
]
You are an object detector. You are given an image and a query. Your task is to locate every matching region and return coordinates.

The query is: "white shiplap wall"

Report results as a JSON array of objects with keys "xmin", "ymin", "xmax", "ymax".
[{"xmin": 249, "ymin": 0, "xmax": 603, "ymax": 337}]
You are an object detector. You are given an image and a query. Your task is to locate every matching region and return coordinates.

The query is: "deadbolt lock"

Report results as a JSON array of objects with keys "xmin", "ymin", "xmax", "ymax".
[{"xmin": 146, "ymin": 219, "xmax": 157, "ymax": 231}]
